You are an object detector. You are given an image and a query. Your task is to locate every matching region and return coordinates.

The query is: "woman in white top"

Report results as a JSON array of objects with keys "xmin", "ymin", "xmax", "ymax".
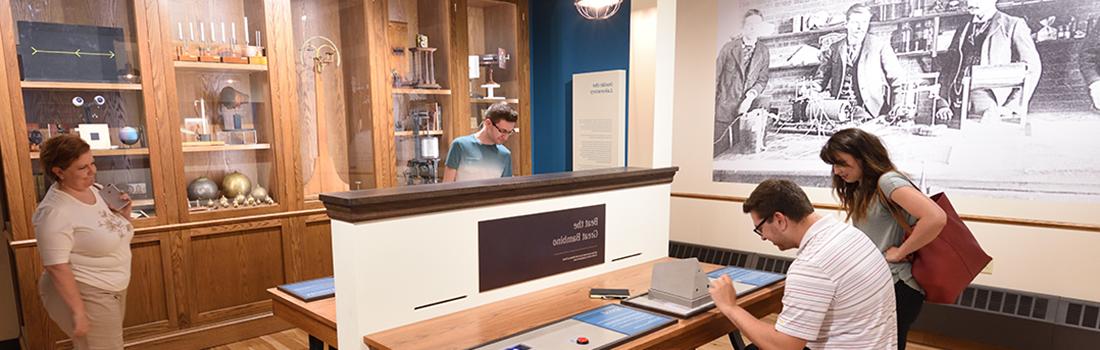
[{"xmin": 34, "ymin": 135, "xmax": 134, "ymax": 349}]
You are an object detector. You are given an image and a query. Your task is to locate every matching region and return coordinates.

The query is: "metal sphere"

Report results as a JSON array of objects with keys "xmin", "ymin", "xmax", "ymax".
[
  {"xmin": 221, "ymin": 172, "xmax": 253, "ymax": 198},
  {"xmin": 250, "ymin": 186, "xmax": 269, "ymax": 202},
  {"xmin": 187, "ymin": 177, "xmax": 219, "ymax": 201}
]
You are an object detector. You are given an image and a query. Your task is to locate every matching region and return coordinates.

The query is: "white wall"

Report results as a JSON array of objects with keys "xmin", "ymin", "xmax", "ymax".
[{"xmin": 631, "ymin": 0, "xmax": 1100, "ymax": 303}]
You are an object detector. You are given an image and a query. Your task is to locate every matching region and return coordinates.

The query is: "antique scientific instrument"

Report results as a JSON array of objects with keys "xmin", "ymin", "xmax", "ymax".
[
  {"xmin": 409, "ymin": 34, "xmax": 441, "ymax": 89},
  {"xmin": 404, "ymin": 110, "xmax": 440, "ymax": 185},
  {"xmin": 300, "ymin": 36, "xmax": 349, "ymax": 193},
  {"xmin": 473, "ymin": 48, "xmax": 511, "ymax": 99}
]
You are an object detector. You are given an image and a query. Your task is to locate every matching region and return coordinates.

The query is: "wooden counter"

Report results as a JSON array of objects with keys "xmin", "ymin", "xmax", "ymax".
[
  {"xmin": 270, "ymin": 257, "xmax": 784, "ymax": 350},
  {"xmin": 319, "ymin": 167, "xmax": 679, "ymax": 222}
]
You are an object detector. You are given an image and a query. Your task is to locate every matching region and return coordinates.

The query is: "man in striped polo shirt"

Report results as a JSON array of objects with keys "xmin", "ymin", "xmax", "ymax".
[{"xmin": 709, "ymin": 179, "xmax": 897, "ymax": 349}]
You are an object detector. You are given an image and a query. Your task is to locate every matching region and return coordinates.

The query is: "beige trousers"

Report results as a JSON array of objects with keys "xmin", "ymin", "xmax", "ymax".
[{"xmin": 39, "ymin": 273, "xmax": 127, "ymax": 350}]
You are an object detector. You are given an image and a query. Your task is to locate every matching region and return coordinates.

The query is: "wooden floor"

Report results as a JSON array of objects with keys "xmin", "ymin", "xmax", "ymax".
[
  {"xmin": 211, "ymin": 314, "xmax": 943, "ymax": 350},
  {"xmin": 207, "ymin": 329, "xmax": 309, "ymax": 350}
]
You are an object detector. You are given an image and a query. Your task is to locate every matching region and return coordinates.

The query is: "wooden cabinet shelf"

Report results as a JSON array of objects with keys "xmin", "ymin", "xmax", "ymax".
[
  {"xmin": 181, "ymin": 143, "xmax": 272, "ymax": 153},
  {"xmin": 187, "ymin": 202, "xmax": 278, "ymax": 213},
  {"xmin": 393, "ymin": 88, "xmax": 452, "ymax": 95},
  {"xmin": 174, "ymin": 61, "xmax": 269, "ymax": 72},
  {"xmin": 21, "ymin": 81, "xmax": 143, "ymax": 90},
  {"xmin": 132, "ymin": 199, "xmax": 155, "ymax": 207},
  {"xmin": 394, "ymin": 130, "xmax": 444, "ymax": 137},
  {"xmin": 471, "ymin": 98, "xmax": 519, "ymax": 104},
  {"xmin": 31, "ymin": 148, "xmax": 150, "ymax": 159}
]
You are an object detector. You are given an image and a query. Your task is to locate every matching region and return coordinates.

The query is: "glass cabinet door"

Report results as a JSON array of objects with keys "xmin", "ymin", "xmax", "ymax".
[
  {"xmin": 389, "ymin": 0, "xmax": 451, "ymax": 186},
  {"xmin": 165, "ymin": 0, "xmax": 281, "ymax": 216},
  {"xmin": 290, "ymin": 0, "xmax": 371, "ymax": 200},
  {"xmin": 11, "ymin": 0, "xmax": 160, "ymax": 221},
  {"xmin": 464, "ymin": 0, "xmax": 521, "ymax": 172}
]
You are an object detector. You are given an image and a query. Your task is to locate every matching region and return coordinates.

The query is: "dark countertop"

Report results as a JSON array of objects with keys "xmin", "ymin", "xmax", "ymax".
[{"xmin": 319, "ymin": 167, "xmax": 679, "ymax": 222}]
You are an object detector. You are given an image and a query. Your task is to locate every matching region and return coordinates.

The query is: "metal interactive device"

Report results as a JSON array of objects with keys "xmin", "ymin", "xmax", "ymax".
[{"xmin": 622, "ymin": 258, "xmax": 783, "ymax": 318}]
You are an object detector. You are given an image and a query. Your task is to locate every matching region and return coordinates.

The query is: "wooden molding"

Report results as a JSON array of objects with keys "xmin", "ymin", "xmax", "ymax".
[
  {"xmin": 9, "ymin": 208, "xmax": 328, "ymax": 249},
  {"xmin": 320, "ymin": 167, "xmax": 679, "ymax": 222},
  {"xmin": 124, "ymin": 312, "xmax": 290, "ymax": 349},
  {"xmin": 670, "ymin": 192, "xmax": 1100, "ymax": 233}
]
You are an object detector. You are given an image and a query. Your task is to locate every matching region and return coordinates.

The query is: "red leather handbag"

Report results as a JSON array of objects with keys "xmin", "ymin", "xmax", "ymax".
[{"xmin": 887, "ymin": 192, "xmax": 993, "ymax": 304}]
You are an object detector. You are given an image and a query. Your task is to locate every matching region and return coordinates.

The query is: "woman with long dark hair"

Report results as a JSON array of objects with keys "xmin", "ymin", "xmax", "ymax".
[{"xmin": 820, "ymin": 128, "xmax": 946, "ymax": 349}]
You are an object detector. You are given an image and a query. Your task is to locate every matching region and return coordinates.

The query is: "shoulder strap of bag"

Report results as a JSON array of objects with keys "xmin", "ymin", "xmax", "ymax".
[
  {"xmin": 876, "ymin": 175, "xmax": 918, "ymax": 238},
  {"xmin": 878, "ymin": 187, "xmax": 912, "ymax": 235}
]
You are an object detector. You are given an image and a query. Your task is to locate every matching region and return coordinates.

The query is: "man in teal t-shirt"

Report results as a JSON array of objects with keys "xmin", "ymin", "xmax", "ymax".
[{"xmin": 443, "ymin": 102, "xmax": 517, "ymax": 182}]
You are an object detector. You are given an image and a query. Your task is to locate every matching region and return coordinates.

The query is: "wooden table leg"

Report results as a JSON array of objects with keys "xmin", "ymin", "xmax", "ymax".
[{"xmin": 309, "ymin": 335, "xmax": 336, "ymax": 350}]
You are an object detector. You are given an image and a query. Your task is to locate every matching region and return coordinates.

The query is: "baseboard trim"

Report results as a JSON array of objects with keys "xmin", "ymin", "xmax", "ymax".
[
  {"xmin": 123, "ymin": 312, "xmax": 291, "ymax": 349},
  {"xmin": 670, "ymin": 241, "xmax": 1100, "ymax": 350},
  {"xmin": 908, "ymin": 329, "xmax": 1011, "ymax": 350}
]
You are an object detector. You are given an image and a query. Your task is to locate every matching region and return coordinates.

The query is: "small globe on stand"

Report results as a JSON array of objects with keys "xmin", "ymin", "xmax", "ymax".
[{"xmin": 119, "ymin": 127, "xmax": 141, "ymax": 147}]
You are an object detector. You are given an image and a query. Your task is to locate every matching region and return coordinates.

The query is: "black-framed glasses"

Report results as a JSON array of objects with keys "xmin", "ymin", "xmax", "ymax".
[
  {"xmin": 753, "ymin": 216, "xmax": 770, "ymax": 236},
  {"xmin": 491, "ymin": 121, "xmax": 517, "ymax": 136}
]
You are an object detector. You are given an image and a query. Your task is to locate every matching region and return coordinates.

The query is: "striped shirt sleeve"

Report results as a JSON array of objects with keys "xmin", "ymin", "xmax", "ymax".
[{"xmin": 775, "ymin": 261, "xmax": 836, "ymax": 342}]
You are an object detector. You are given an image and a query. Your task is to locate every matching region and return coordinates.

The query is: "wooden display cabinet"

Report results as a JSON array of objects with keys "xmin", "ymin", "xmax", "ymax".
[
  {"xmin": 451, "ymin": 0, "xmax": 531, "ymax": 177},
  {"xmin": 292, "ymin": 0, "xmax": 369, "ymax": 202},
  {"xmin": 0, "ymin": 0, "xmax": 530, "ymax": 347},
  {"xmin": 290, "ymin": 0, "xmax": 399, "ymax": 193},
  {"xmin": 161, "ymin": 0, "xmax": 289, "ymax": 222},
  {"xmin": 389, "ymin": 0, "xmax": 453, "ymax": 186},
  {"xmin": 2, "ymin": 0, "xmax": 169, "ymax": 230},
  {"xmin": 0, "ymin": 0, "xmax": 177, "ymax": 348}
]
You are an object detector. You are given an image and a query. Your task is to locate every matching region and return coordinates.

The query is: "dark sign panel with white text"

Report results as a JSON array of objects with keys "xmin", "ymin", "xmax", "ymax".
[{"xmin": 478, "ymin": 205, "xmax": 606, "ymax": 292}]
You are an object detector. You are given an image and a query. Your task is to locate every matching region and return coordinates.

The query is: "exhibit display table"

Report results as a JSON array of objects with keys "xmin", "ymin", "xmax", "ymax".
[
  {"xmin": 269, "ymin": 258, "xmax": 784, "ymax": 349},
  {"xmin": 315, "ymin": 167, "xmax": 695, "ymax": 348}
]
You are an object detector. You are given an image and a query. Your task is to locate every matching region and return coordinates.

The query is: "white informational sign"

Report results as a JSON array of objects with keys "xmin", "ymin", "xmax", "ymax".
[{"xmin": 572, "ymin": 70, "xmax": 627, "ymax": 171}]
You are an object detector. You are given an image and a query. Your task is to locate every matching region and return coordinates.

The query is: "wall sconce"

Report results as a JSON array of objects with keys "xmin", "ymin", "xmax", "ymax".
[{"xmin": 575, "ymin": 0, "xmax": 623, "ymax": 20}]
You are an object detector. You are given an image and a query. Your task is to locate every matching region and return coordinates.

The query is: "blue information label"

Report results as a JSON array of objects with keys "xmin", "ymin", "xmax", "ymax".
[
  {"xmin": 277, "ymin": 277, "xmax": 335, "ymax": 301},
  {"xmin": 572, "ymin": 304, "xmax": 674, "ymax": 336},
  {"xmin": 707, "ymin": 266, "xmax": 785, "ymax": 287}
]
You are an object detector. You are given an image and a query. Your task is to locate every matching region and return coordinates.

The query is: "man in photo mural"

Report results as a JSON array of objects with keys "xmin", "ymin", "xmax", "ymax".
[
  {"xmin": 1079, "ymin": 21, "xmax": 1100, "ymax": 110},
  {"xmin": 935, "ymin": 0, "xmax": 1041, "ymax": 121},
  {"xmin": 715, "ymin": 9, "xmax": 771, "ymax": 157},
  {"xmin": 813, "ymin": 4, "xmax": 907, "ymax": 120}
]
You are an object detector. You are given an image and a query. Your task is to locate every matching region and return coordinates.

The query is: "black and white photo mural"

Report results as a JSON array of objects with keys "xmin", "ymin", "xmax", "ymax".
[{"xmin": 712, "ymin": 0, "xmax": 1100, "ymax": 201}]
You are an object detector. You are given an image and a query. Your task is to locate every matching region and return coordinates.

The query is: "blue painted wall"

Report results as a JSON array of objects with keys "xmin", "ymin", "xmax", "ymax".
[{"xmin": 529, "ymin": 0, "xmax": 631, "ymax": 174}]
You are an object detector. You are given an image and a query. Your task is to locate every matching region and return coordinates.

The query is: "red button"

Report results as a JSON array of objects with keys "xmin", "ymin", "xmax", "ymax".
[{"xmin": 577, "ymin": 337, "xmax": 590, "ymax": 345}]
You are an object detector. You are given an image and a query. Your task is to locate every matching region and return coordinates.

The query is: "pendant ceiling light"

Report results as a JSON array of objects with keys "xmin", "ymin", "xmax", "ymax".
[{"xmin": 575, "ymin": 0, "xmax": 623, "ymax": 20}]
